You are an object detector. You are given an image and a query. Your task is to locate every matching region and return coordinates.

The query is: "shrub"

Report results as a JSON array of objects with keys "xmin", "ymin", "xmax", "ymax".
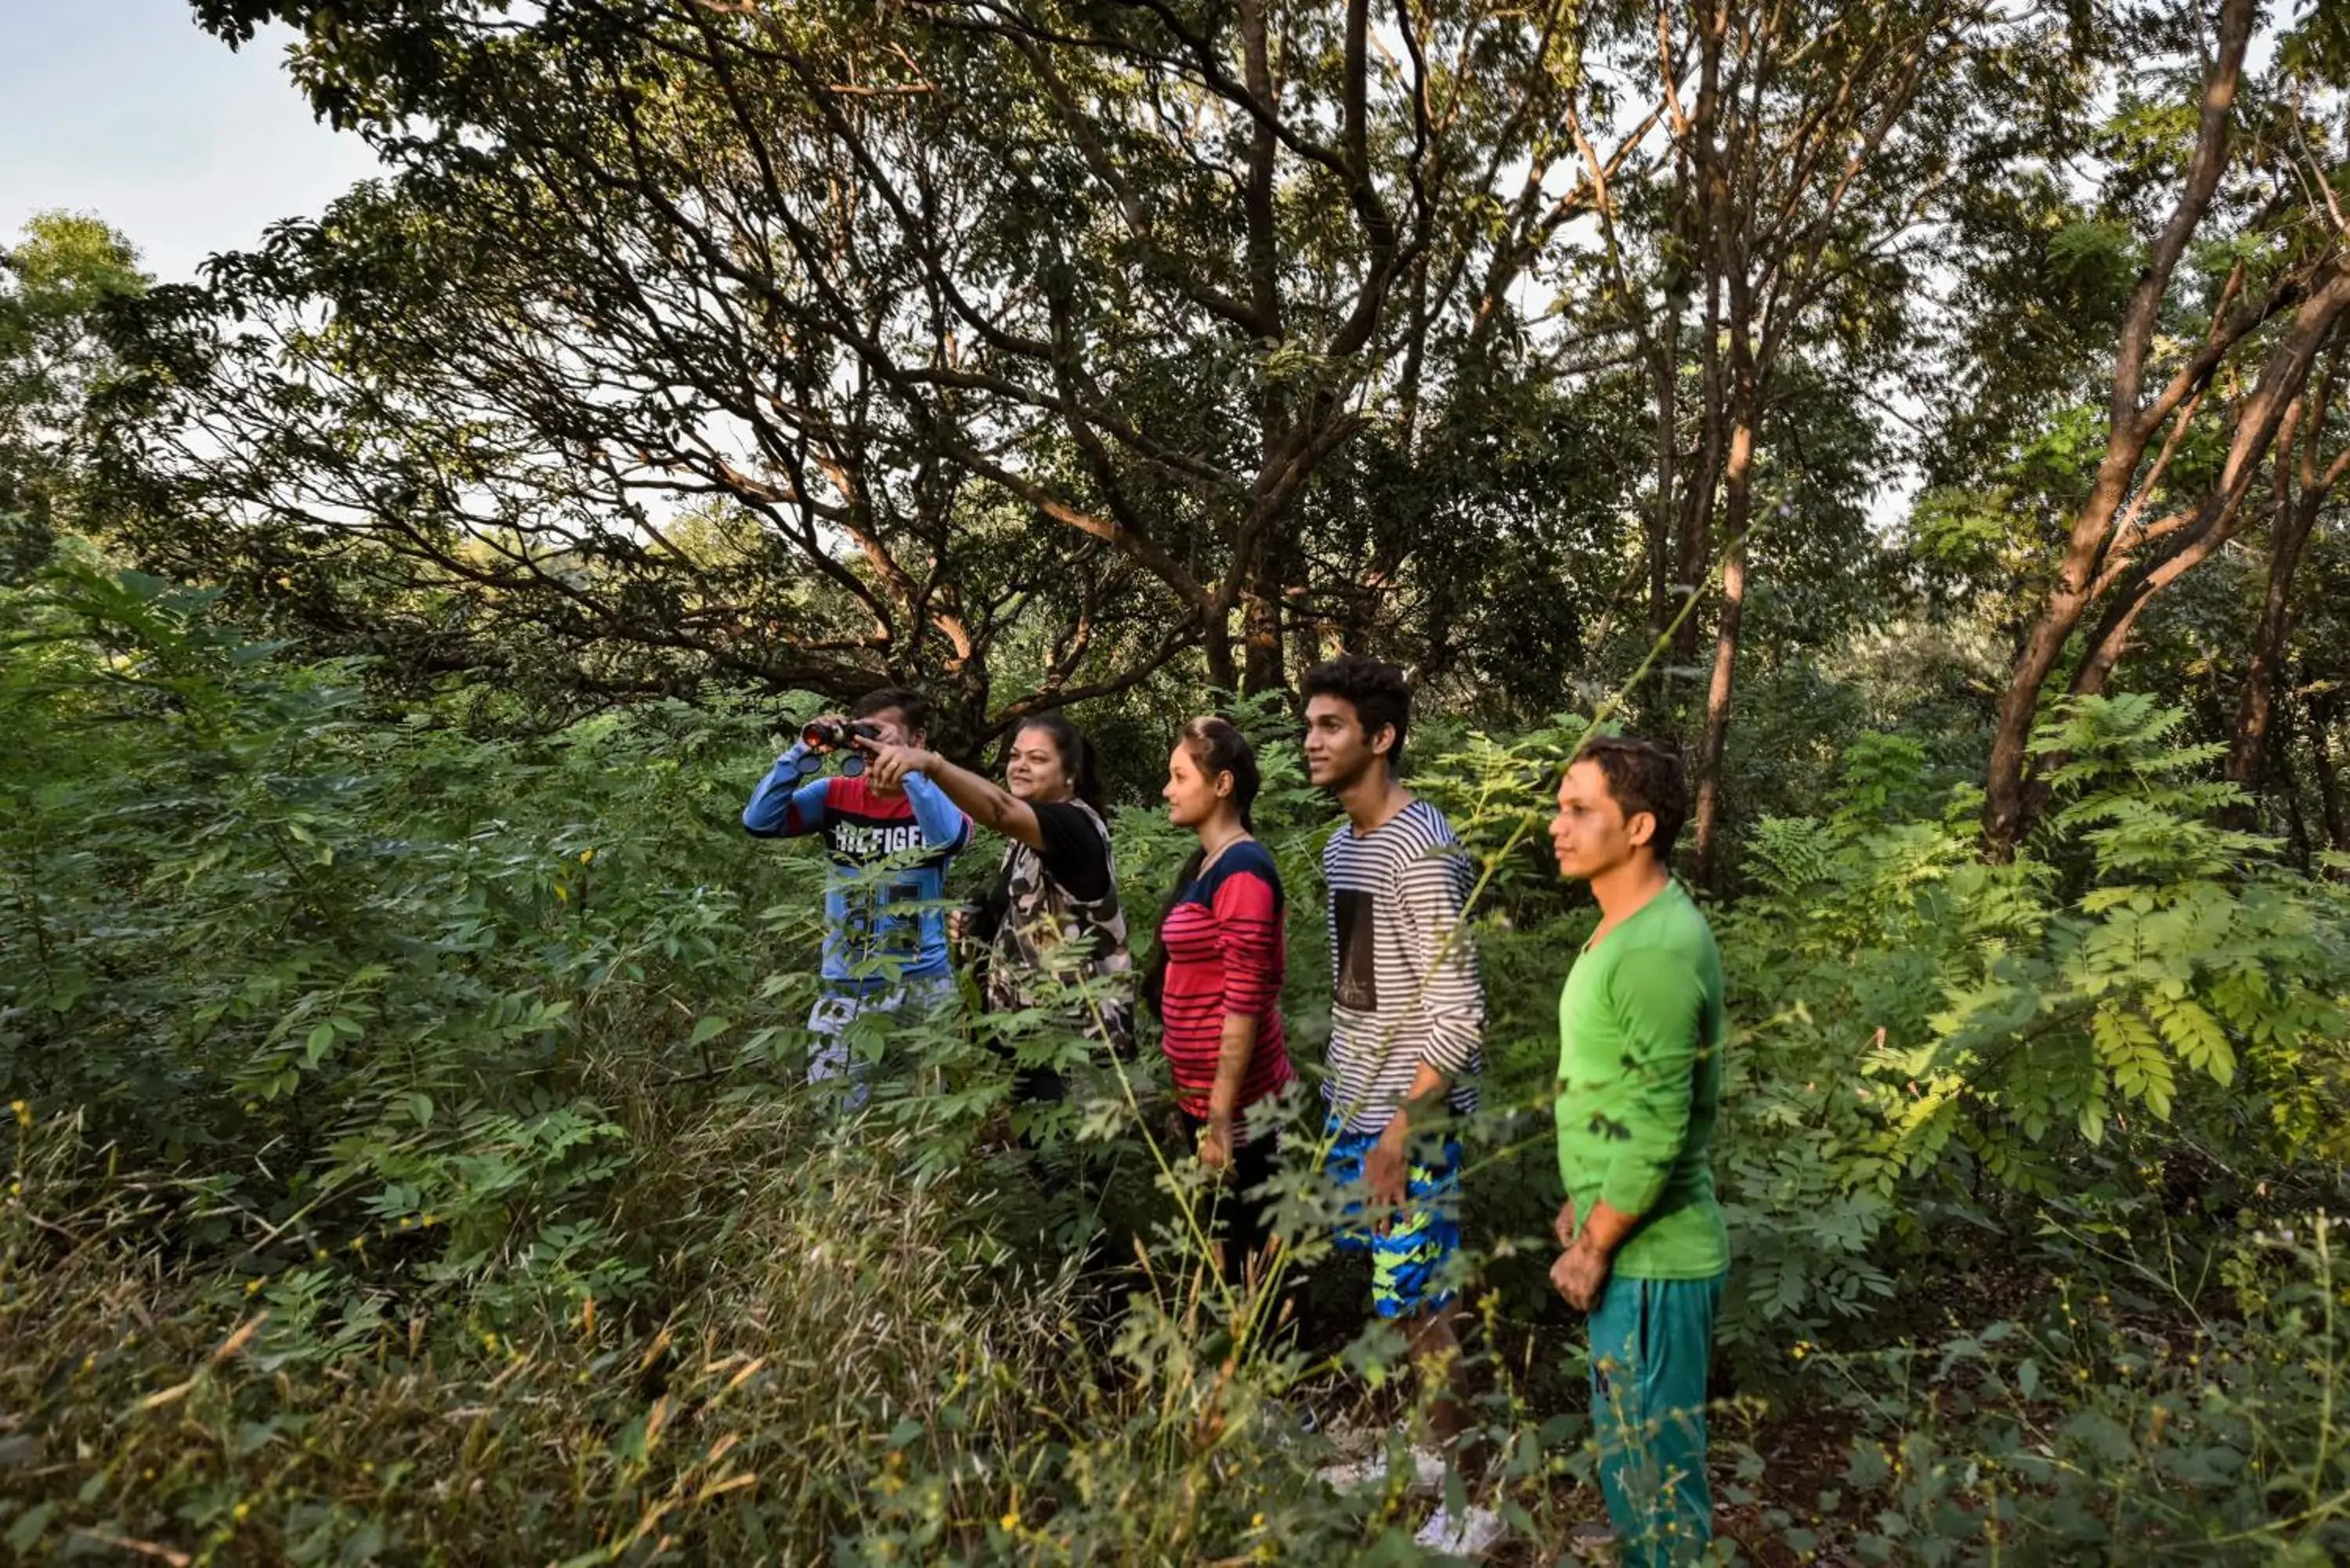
[{"xmin": 9, "ymin": 562, "xmax": 2350, "ymax": 1563}]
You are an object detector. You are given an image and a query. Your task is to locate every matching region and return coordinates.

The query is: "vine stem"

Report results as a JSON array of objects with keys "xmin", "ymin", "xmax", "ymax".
[{"xmin": 2313, "ymin": 1212, "xmax": 2335, "ymax": 1518}]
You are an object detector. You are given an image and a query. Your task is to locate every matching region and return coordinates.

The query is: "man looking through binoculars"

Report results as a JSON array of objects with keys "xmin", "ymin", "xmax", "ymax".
[{"xmin": 742, "ymin": 687, "xmax": 971, "ymax": 1111}]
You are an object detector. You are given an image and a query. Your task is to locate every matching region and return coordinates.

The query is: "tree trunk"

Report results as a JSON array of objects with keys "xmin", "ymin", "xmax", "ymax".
[
  {"xmin": 1981, "ymin": 0, "xmax": 2258, "ymax": 854},
  {"xmin": 1668, "ymin": 5, "xmax": 1729, "ymax": 668},
  {"xmin": 1690, "ymin": 517, "xmax": 1748, "ymax": 887},
  {"xmin": 1687, "ymin": 11, "xmax": 1753, "ymax": 886},
  {"xmin": 2276, "ymin": 731, "xmax": 2314, "ymax": 873},
  {"xmin": 2230, "ymin": 345, "xmax": 2349, "ymax": 791},
  {"xmin": 2228, "ymin": 504, "xmax": 2317, "ymax": 792},
  {"xmin": 1287, "ymin": 581, "xmax": 1321, "ymax": 685},
  {"xmin": 1240, "ymin": 537, "xmax": 1290, "ymax": 695},
  {"xmin": 2311, "ymin": 698, "xmax": 2350, "ymax": 863},
  {"xmin": 1672, "ymin": 270, "xmax": 1726, "ymax": 668},
  {"xmin": 1649, "ymin": 320, "xmax": 1679, "ymax": 635},
  {"xmin": 1690, "ymin": 241, "xmax": 1757, "ymax": 889},
  {"xmin": 2069, "ymin": 264, "xmax": 2350, "ymax": 703},
  {"xmin": 1235, "ymin": 0, "xmax": 1284, "ymax": 701},
  {"xmin": 1203, "ymin": 611, "xmax": 1238, "ymax": 694}
]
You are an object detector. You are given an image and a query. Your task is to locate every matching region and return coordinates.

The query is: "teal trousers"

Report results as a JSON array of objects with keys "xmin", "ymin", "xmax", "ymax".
[{"xmin": 1585, "ymin": 1271, "xmax": 1724, "ymax": 1568}]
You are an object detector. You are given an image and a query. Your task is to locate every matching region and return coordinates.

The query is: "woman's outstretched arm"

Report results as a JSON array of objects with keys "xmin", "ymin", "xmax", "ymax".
[{"xmin": 860, "ymin": 742, "xmax": 1046, "ymax": 851}]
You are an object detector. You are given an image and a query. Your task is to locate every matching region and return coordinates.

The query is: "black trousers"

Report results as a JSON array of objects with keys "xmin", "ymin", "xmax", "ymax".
[{"xmin": 1177, "ymin": 1109, "xmax": 1278, "ymax": 1279}]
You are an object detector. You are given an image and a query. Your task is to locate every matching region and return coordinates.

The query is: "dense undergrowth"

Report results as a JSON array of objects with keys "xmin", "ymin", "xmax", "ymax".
[{"xmin": 7, "ymin": 559, "xmax": 2350, "ymax": 1564}]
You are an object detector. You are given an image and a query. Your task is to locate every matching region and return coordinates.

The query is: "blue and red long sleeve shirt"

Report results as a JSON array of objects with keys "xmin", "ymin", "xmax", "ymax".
[
  {"xmin": 743, "ymin": 743, "xmax": 971, "ymax": 992},
  {"xmin": 1155, "ymin": 840, "xmax": 1295, "ymax": 1133}
]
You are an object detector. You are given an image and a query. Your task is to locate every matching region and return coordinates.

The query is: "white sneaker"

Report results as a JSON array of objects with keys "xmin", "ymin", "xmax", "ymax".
[
  {"xmin": 1413, "ymin": 1501, "xmax": 1505, "ymax": 1558},
  {"xmin": 1314, "ymin": 1443, "xmax": 1448, "ymax": 1494}
]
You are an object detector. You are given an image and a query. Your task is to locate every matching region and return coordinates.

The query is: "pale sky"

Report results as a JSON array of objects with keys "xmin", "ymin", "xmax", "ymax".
[{"xmin": 0, "ymin": 0, "xmax": 383, "ymax": 282}]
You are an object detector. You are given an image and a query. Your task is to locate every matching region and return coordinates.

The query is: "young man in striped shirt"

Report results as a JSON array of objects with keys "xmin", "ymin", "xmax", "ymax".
[{"xmin": 1303, "ymin": 656, "xmax": 1496, "ymax": 1554}]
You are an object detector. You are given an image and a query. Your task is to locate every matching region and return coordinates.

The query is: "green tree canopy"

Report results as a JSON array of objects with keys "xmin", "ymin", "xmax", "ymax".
[{"xmin": 0, "ymin": 211, "xmax": 150, "ymax": 576}]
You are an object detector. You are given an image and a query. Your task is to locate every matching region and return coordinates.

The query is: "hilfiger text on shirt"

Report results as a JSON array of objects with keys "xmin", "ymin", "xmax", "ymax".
[{"xmin": 828, "ymin": 820, "xmax": 932, "ymax": 860}]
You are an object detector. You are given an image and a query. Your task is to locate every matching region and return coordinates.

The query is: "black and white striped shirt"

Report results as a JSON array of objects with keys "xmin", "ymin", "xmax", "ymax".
[{"xmin": 1320, "ymin": 798, "xmax": 1485, "ymax": 1133}]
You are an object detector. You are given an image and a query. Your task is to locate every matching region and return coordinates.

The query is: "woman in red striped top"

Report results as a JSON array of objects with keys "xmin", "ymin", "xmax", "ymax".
[{"xmin": 1144, "ymin": 717, "xmax": 1294, "ymax": 1275}]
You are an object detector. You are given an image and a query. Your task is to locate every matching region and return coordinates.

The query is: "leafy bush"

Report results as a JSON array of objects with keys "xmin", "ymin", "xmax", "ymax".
[
  {"xmin": 1776, "ymin": 1217, "xmax": 2350, "ymax": 1565},
  {"xmin": 8, "ymin": 562, "xmax": 2350, "ymax": 1563}
]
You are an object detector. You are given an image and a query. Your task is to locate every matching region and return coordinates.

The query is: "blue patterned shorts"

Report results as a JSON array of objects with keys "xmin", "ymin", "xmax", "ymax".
[{"xmin": 1324, "ymin": 1118, "xmax": 1463, "ymax": 1318}]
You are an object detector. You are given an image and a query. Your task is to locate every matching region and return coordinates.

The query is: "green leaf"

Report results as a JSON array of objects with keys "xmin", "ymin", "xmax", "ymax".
[
  {"xmin": 340, "ymin": 1519, "xmax": 387, "ymax": 1563},
  {"xmin": 2155, "ymin": 997, "xmax": 2235, "ymax": 1085},
  {"xmin": 5, "ymin": 1502, "xmax": 53, "ymax": 1554},
  {"xmin": 2092, "ymin": 1004, "xmax": 2174, "ymax": 1119}
]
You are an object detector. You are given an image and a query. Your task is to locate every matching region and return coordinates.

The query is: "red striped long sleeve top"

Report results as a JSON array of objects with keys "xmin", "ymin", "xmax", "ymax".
[{"xmin": 1155, "ymin": 840, "xmax": 1294, "ymax": 1135}]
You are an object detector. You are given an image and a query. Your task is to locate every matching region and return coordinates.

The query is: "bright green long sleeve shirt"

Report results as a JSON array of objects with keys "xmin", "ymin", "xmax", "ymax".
[{"xmin": 1555, "ymin": 879, "xmax": 1729, "ymax": 1281}]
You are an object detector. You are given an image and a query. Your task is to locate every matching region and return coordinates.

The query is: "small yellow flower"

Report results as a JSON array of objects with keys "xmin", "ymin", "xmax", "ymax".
[
  {"xmin": 580, "ymin": 847, "xmax": 595, "ymax": 865},
  {"xmin": 1000, "ymin": 1511, "xmax": 1021, "ymax": 1531},
  {"xmin": 233, "ymin": 1502, "xmax": 250, "ymax": 1522}
]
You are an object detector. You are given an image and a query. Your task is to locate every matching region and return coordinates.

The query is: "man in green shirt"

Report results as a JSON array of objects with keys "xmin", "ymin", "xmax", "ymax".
[{"xmin": 1548, "ymin": 735, "xmax": 1727, "ymax": 1566}]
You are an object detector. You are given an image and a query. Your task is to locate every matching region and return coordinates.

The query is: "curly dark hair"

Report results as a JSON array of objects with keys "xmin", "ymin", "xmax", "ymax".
[
  {"xmin": 1300, "ymin": 653, "xmax": 1412, "ymax": 773},
  {"xmin": 1573, "ymin": 734, "xmax": 1687, "ymax": 858}
]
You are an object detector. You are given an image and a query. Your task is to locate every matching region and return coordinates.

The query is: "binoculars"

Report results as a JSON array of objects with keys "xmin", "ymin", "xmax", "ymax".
[{"xmin": 801, "ymin": 717, "xmax": 883, "ymax": 751}]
